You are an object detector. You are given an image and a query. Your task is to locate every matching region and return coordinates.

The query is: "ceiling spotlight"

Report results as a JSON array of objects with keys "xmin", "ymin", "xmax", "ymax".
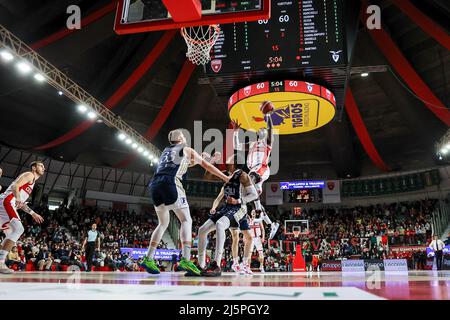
[
  {"xmin": 77, "ymin": 105, "xmax": 88, "ymax": 113},
  {"xmin": 16, "ymin": 61, "xmax": 32, "ymax": 74},
  {"xmin": 441, "ymin": 148, "xmax": 448, "ymax": 155},
  {"xmin": 87, "ymin": 111, "xmax": 97, "ymax": 119},
  {"xmin": 96, "ymin": 119, "xmax": 103, "ymax": 123},
  {"xmin": 148, "ymin": 155, "xmax": 153, "ymax": 160},
  {"xmin": 118, "ymin": 133, "xmax": 126, "ymax": 141},
  {"xmin": 361, "ymin": 72, "xmax": 369, "ymax": 77},
  {"xmin": 0, "ymin": 50, "xmax": 14, "ymax": 62},
  {"xmin": 58, "ymin": 91, "xmax": 64, "ymax": 96},
  {"xmin": 138, "ymin": 147, "xmax": 144, "ymax": 153},
  {"xmin": 34, "ymin": 73, "xmax": 45, "ymax": 82},
  {"xmin": 143, "ymin": 151, "xmax": 149, "ymax": 156},
  {"xmin": 132, "ymin": 143, "xmax": 138, "ymax": 149},
  {"xmin": 125, "ymin": 138, "xmax": 132, "ymax": 145},
  {"xmin": 439, "ymin": 155, "xmax": 443, "ymax": 160}
]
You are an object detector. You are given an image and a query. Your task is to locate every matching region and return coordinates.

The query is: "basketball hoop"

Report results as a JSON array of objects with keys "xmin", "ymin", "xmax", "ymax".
[
  {"xmin": 292, "ymin": 230, "xmax": 301, "ymax": 238},
  {"xmin": 181, "ymin": 24, "xmax": 221, "ymax": 65}
]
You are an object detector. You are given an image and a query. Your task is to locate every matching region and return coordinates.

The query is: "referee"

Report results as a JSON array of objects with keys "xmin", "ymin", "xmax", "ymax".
[
  {"xmin": 82, "ymin": 223, "xmax": 100, "ymax": 272},
  {"xmin": 429, "ymin": 235, "xmax": 445, "ymax": 270}
]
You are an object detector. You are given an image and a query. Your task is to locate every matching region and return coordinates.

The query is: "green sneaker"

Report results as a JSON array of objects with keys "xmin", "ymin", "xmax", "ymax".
[
  {"xmin": 140, "ymin": 257, "xmax": 160, "ymax": 274},
  {"xmin": 179, "ymin": 258, "xmax": 201, "ymax": 276}
]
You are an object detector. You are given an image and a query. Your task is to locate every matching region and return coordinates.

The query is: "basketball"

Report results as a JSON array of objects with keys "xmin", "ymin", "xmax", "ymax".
[{"xmin": 260, "ymin": 101, "xmax": 274, "ymax": 114}]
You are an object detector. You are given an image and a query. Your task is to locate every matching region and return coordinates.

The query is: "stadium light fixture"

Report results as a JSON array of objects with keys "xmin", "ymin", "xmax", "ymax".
[
  {"xmin": 118, "ymin": 133, "xmax": 126, "ymax": 141},
  {"xmin": 125, "ymin": 138, "xmax": 132, "ymax": 145},
  {"xmin": 34, "ymin": 73, "xmax": 45, "ymax": 82},
  {"xmin": 361, "ymin": 73, "xmax": 369, "ymax": 78},
  {"xmin": 138, "ymin": 147, "xmax": 144, "ymax": 153},
  {"xmin": 77, "ymin": 104, "xmax": 88, "ymax": 113},
  {"xmin": 16, "ymin": 61, "xmax": 32, "ymax": 74},
  {"xmin": 87, "ymin": 111, "xmax": 97, "ymax": 120},
  {"xmin": 132, "ymin": 143, "xmax": 138, "ymax": 149},
  {"xmin": 58, "ymin": 91, "xmax": 64, "ymax": 96},
  {"xmin": 0, "ymin": 50, "xmax": 14, "ymax": 62},
  {"xmin": 143, "ymin": 151, "xmax": 149, "ymax": 157}
]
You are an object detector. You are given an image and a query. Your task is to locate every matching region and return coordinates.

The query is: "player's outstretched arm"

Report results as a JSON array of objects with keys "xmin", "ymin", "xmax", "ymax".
[
  {"xmin": 265, "ymin": 113, "xmax": 274, "ymax": 147},
  {"xmin": 11, "ymin": 172, "xmax": 34, "ymax": 209},
  {"xmin": 231, "ymin": 120, "xmax": 249, "ymax": 151},
  {"xmin": 20, "ymin": 203, "xmax": 44, "ymax": 224},
  {"xmin": 211, "ymin": 187, "xmax": 225, "ymax": 214},
  {"xmin": 184, "ymin": 147, "xmax": 229, "ymax": 182}
]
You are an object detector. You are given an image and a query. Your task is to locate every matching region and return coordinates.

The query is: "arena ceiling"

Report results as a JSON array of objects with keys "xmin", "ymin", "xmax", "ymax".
[{"xmin": 0, "ymin": 0, "xmax": 448, "ymax": 182}]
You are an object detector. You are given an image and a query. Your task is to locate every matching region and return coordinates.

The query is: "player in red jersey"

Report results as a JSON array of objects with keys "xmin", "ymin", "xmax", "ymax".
[
  {"xmin": 248, "ymin": 209, "xmax": 266, "ymax": 273},
  {"xmin": 232, "ymin": 104, "xmax": 279, "ymax": 240},
  {"xmin": 0, "ymin": 161, "xmax": 45, "ymax": 273}
]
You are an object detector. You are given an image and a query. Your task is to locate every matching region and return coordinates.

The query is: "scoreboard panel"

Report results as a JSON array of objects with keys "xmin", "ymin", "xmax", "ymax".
[{"xmin": 207, "ymin": 0, "xmax": 346, "ymax": 75}]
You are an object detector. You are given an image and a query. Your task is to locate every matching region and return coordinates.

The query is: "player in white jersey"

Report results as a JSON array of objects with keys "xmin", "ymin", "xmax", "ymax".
[
  {"xmin": 249, "ymin": 210, "xmax": 266, "ymax": 273},
  {"xmin": 232, "ymin": 104, "xmax": 279, "ymax": 240},
  {"xmin": 0, "ymin": 161, "xmax": 45, "ymax": 274}
]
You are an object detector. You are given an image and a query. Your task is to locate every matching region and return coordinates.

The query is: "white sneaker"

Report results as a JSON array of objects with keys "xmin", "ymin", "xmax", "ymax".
[
  {"xmin": 241, "ymin": 263, "xmax": 253, "ymax": 275},
  {"xmin": 259, "ymin": 268, "xmax": 265, "ymax": 273},
  {"xmin": 0, "ymin": 263, "xmax": 14, "ymax": 274},
  {"xmin": 231, "ymin": 263, "xmax": 242, "ymax": 273},
  {"xmin": 269, "ymin": 222, "xmax": 280, "ymax": 240}
]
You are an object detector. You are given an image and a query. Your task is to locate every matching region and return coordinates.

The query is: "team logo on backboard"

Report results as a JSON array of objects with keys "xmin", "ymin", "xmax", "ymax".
[
  {"xmin": 244, "ymin": 86, "xmax": 252, "ymax": 96},
  {"xmin": 271, "ymin": 184, "xmax": 278, "ymax": 192},
  {"xmin": 327, "ymin": 181, "xmax": 335, "ymax": 190},
  {"xmin": 330, "ymin": 50, "xmax": 343, "ymax": 63},
  {"xmin": 211, "ymin": 59, "xmax": 222, "ymax": 73},
  {"xmin": 306, "ymin": 83, "xmax": 314, "ymax": 92}
]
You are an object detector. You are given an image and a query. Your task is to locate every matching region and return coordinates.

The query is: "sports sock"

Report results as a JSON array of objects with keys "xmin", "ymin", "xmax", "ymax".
[
  {"xmin": 182, "ymin": 245, "xmax": 191, "ymax": 261},
  {"xmin": 146, "ymin": 246, "xmax": 156, "ymax": 259},
  {"xmin": 0, "ymin": 250, "xmax": 8, "ymax": 264}
]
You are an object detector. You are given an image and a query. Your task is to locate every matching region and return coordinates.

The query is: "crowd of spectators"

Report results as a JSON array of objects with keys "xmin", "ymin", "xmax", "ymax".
[{"xmin": 0, "ymin": 198, "xmax": 443, "ymax": 272}]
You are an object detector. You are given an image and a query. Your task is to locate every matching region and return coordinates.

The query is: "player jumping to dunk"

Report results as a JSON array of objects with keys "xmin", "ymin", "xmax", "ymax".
[
  {"xmin": 141, "ymin": 129, "xmax": 229, "ymax": 276},
  {"xmin": 232, "ymin": 101, "xmax": 279, "ymax": 240}
]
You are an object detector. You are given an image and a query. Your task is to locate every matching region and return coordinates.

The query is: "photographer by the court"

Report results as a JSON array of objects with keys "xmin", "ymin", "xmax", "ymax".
[{"xmin": 82, "ymin": 223, "xmax": 100, "ymax": 272}]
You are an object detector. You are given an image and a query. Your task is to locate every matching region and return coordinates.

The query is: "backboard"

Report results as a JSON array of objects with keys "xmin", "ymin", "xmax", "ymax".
[
  {"xmin": 284, "ymin": 220, "xmax": 309, "ymax": 237},
  {"xmin": 114, "ymin": 0, "xmax": 271, "ymax": 34}
]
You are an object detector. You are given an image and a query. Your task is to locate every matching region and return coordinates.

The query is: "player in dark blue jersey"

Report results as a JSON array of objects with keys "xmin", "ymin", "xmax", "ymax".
[
  {"xmin": 196, "ymin": 168, "xmax": 258, "ymax": 277},
  {"xmin": 141, "ymin": 129, "xmax": 229, "ymax": 276}
]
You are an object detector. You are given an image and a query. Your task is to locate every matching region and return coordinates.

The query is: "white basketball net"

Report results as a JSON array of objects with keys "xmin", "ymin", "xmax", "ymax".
[{"xmin": 181, "ymin": 25, "xmax": 221, "ymax": 65}]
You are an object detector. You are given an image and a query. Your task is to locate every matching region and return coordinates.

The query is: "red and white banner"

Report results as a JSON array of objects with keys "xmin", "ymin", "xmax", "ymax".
[
  {"xmin": 265, "ymin": 183, "xmax": 283, "ymax": 205},
  {"xmin": 323, "ymin": 180, "xmax": 341, "ymax": 203}
]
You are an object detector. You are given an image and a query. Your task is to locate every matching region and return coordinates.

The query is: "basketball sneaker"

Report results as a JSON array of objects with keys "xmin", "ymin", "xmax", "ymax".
[
  {"xmin": 231, "ymin": 262, "xmax": 242, "ymax": 273},
  {"xmin": 179, "ymin": 258, "xmax": 201, "ymax": 276},
  {"xmin": 140, "ymin": 257, "xmax": 160, "ymax": 274},
  {"xmin": 269, "ymin": 222, "xmax": 280, "ymax": 240},
  {"xmin": 241, "ymin": 263, "xmax": 253, "ymax": 275},
  {"xmin": 201, "ymin": 261, "xmax": 222, "ymax": 277},
  {"xmin": 0, "ymin": 263, "xmax": 14, "ymax": 274},
  {"xmin": 259, "ymin": 267, "xmax": 265, "ymax": 273}
]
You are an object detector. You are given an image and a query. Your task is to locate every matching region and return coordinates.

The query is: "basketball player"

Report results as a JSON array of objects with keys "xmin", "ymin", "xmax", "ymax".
[
  {"xmin": 197, "ymin": 169, "xmax": 258, "ymax": 276},
  {"xmin": 140, "ymin": 129, "xmax": 229, "ymax": 276},
  {"xmin": 200, "ymin": 153, "xmax": 255, "ymax": 275},
  {"xmin": 0, "ymin": 161, "xmax": 45, "ymax": 274},
  {"xmin": 248, "ymin": 210, "xmax": 266, "ymax": 273},
  {"xmin": 232, "ymin": 102, "xmax": 279, "ymax": 240}
]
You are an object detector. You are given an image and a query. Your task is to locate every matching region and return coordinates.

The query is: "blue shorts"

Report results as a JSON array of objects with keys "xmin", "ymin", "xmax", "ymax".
[
  {"xmin": 209, "ymin": 205, "xmax": 249, "ymax": 230},
  {"xmin": 150, "ymin": 176, "xmax": 188, "ymax": 210}
]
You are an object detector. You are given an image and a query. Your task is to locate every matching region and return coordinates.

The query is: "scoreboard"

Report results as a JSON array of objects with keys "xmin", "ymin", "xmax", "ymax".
[{"xmin": 206, "ymin": 0, "xmax": 346, "ymax": 75}]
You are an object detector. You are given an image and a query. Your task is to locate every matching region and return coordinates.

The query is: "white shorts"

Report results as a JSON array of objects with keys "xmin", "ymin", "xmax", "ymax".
[
  {"xmin": 252, "ymin": 237, "xmax": 264, "ymax": 253},
  {"xmin": 0, "ymin": 194, "xmax": 21, "ymax": 230}
]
